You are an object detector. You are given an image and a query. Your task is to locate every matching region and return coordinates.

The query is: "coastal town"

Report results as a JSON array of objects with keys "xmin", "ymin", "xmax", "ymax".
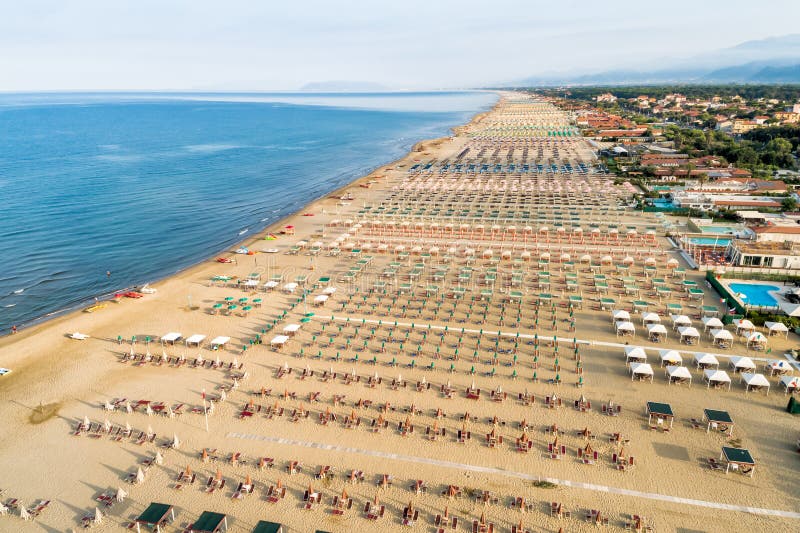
[{"xmin": 1, "ymin": 91, "xmax": 798, "ymax": 532}]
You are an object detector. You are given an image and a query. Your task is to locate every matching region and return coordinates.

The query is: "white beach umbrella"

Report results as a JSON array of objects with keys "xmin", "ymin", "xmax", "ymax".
[
  {"xmin": 83, "ymin": 416, "xmax": 91, "ymax": 428},
  {"xmin": 125, "ymin": 402, "xmax": 133, "ymax": 413},
  {"xmin": 146, "ymin": 425, "xmax": 154, "ymax": 437},
  {"xmin": 125, "ymin": 421, "xmax": 131, "ymax": 433},
  {"xmin": 167, "ymin": 405, "xmax": 174, "ymax": 418},
  {"xmin": 233, "ymin": 357, "xmax": 239, "ymax": 368},
  {"xmin": 220, "ymin": 389, "xmax": 227, "ymax": 401},
  {"xmin": 103, "ymin": 419, "xmax": 112, "ymax": 432},
  {"xmin": 146, "ymin": 404, "xmax": 154, "ymax": 416},
  {"xmin": 115, "ymin": 487, "xmax": 127, "ymax": 502},
  {"xmin": 0, "ymin": 503, "xmax": 8, "ymax": 515},
  {"xmin": 172, "ymin": 434, "xmax": 181, "ymax": 449},
  {"xmin": 93, "ymin": 507, "xmax": 103, "ymax": 524},
  {"xmin": 104, "ymin": 401, "xmax": 115, "ymax": 411},
  {"xmin": 20, "ymin": 506, "xmax": 31, "ymax": 521},
  {"xmin": 135, "ymin": 468, "xmax": 145, "ymax": 484}
]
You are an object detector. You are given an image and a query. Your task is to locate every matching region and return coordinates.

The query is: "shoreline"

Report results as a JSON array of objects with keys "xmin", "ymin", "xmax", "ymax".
[{"xmin": 0, "ymin": 97, "xmax": 497, "ymax": 347}]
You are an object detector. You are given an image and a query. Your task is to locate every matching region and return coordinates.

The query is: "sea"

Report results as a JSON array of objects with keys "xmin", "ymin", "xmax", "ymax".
[{"xmin": 0, "ymin": 91, "xmax": 497, "ymax": 333}]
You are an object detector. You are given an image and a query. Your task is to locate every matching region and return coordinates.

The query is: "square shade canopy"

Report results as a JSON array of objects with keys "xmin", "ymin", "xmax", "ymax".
[
  {"xmin": 703, "ymin": 409, "xmax": 732, "ymax": 424},
  {"xmin": 252, "ymin": 522, "xmax": 284, "ymax": 533},
  {"xmin": 136, "ymin": 502, "xmax": 174, "ymax": 526},
  {"xmin": 191, "ymin": 511, "xmax": 227, "ymax": 532},
  {"xmin": 646, "ymin": 402, "xmax": 674, "ymax": 417},
  {"xmin": 721, "ymin": 447, "xmax": 754, "ymax": 465}
]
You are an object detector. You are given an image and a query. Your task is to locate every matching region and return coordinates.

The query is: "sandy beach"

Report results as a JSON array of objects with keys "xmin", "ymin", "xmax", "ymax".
[{"xmin": 0, "ymin": 92, "xmax": 798, "ymax": 532}]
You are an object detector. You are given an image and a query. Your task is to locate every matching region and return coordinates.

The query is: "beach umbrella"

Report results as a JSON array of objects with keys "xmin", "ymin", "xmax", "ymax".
[
  {"xmin": 115, "ymin": 487, "xmax": 127, "ymax": 502},
  {"xmin": 93, "ymin": 507, "xmax": 103, "ymax": 524},
  {"xmin": 220, "ymin": 389, "xmax": 227, "ymax": 401},
  {"xmin": 146, "ymin": 404, "xmax": 154, "ymax": 416},
  {"xmin": 155, "ymin": 451, "xmax": 164, "ymax": 465},
  {"xmin": 125, "ymin": 421, "xmax": 131, "ymax": 433},
  {"xmin": 146, "ymin": 425, "xmax": 154, "ymax": 437},
  {"xmin": 125, "ymin": 401, "xmax": 133, "ymax": 413},
  {"xmin": 135, "ymin": 467, "xmax": 145, "ymax": 484},
  {"xmin": 19, "ymin": 506, "xmax": 31, "ymax": 521},
  {"xmin": 83, "ymin": 415, "xmax": 91, "ymax": 428}
]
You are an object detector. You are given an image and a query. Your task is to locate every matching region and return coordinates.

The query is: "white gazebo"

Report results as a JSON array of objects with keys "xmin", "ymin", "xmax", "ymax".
[
  {"xmin": 744, "ymin": 332, "xmax": 768, "ymax": 350},
  {"xmin": 642, "ymin": 312, "xmax": 661, "ymax": 326},
  {"xmin": 659, "ymin": 350, "xmax": 683, "ymax": 367},
  {"xmin": 677, "ymin": 327, "xmax": 700, "ymax": 345},
  {"xmin": 616, "ymin": 321, "xmax": 636, "ymax": 337},
  {"xmin": 780, "ymin": 376, "xmax": 800, "ymax": 394},
  {"xmin": 733, "ymin": 319, "xmax": 756, "ymax": 336},
  {"xmin": 185, "ymin": 334, "xmax": 206, "ymax": 348},
  {"xmin": 666, "ymin": 365, "xmax": 692, "ymax": 386},
  {"xmin": 314, "ymin": 294, "xmax": 329, "ymax": 306},
  {"xmin": 210, "ymin": 336, "xmax": 230, "ymax": 350},
  {"xmin": 671, "ymin": 315, "xmax": 692, "ymax": 330},
  {"xmin": 624, "ymin": 346, "xmax": 647, "ymax": 365},
  {"xmin": 630, "ymin": 362, "xmax": 654, "ymax": 382},
  {"xmin": 612, "ymin": 309, "xmax": 631, "ymax": 323},
  {"xmin": 702, "ymin": 316, "xmax": 724, "ymax": 332},
  {"xmin": 741, "ymin": 373, "xmax": 770, "ymax": 395},
  {"xmin": 646, "ymin": 323, "xmax": 667, "ymax": 342},
  {"xmin": 270, "ymin": 335, "xmax": 290, "ymax": 350},
  {"xmin": 160, "ymin": 332, "xmax": 182, "ymax": 345},
  {"xmin": 694, "ymin": 353, "xmax": 720, "ymax": 370},
  {"xmin": 764, "ymin": 321, "xmax": 789, "ymax": 338},
  {"xmin": 703, "ymin": 369, "xmax": 732, "ymax": 390},
  {"xmin": 729, "ymin": 356, "xmax": 756, "ymax": 373},
  {"xmin": 710, "ymin": 328, "xmax": 734, "ymax": 348}
]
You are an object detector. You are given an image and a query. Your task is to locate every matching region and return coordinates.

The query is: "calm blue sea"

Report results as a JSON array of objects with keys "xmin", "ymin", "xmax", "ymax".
[{"xmin": 0, "ymin": 91, "xmax": 497, "ymax": 332}]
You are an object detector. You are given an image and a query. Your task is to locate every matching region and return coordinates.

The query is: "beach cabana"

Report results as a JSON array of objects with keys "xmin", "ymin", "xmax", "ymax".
[
  {"xmin": 630, "ymin": 363, "xmax": 654, "ymax": 382},
  {"xmin": 729, "ymin": 356, "xmax": 756, "ymax": 373},
  {"xmin": 641, "ymin": 312, "xmax": 660, "ymax": 326},
  {"xmin": 283, "ymin": 283, "xmax": 298, "ymax": 293},
  {"xmin": 283, "ymin": 324, "xmax": 301, "ymax": 336},
  {"xmin": 677, "ymin": 327, "xmax": 700, "ymax": 345},
  {"xmin": 645, "ymin": 401, "xmax": 674, "ymax": 428},
  {"xmin": 646, "ymin": 323, "xmax": 667, "ymax": 343},
  {"xmin": 703, "ymin": 409, "xmax": 734, "ymax": 436},
  {"xmin": 720, "ymin": 447, "xmax": 755, "ymax": 476},
  {"xmin": 666, "ymin": 365, "xmax": 692, "ymax": 386},
  {"xmin": 780, "ymin": 376, "xmax": 799, "ymax": 394},
  {"xmin": 764, "ymin": 321, "xmax": 789, "ymax": 338},
  {"xmin": 313, "ymin": 294, "xmax": 328, "ymax": 306},
  {"xmin": 702, "ymin": 316, "xmax": 724, "ymax": 332},
  {"xmin": 694, "ymin": 353, "xmax": 719, "ymax": 370},
  {"xmin": 134, "ymin": 502, "xmax": 175, "ymax": 533},
  {"xmin": 615, "ymin": 321, "xmax": 635, "ymax": 337},
  {"xmin": 703, "ymin": 369, "xmax": 732, "ymax": 390},
  {"xmin": 612, "ymin": 309, "xmax": 630, "ymax": 323},
  {"xmin": 623, "ymin": 347, "xmax": 646, "ymax": 366},
  {"xmin": 710, "ymin": 329, "xmax": 733, "ymax": 349},
  {"xmin": 161, "ymin": 332, "xmax": 182, "ymax": 345},
  {"xmin": 741, "ymin": 373, "xmax": 770, "ymax": 394},
  {"xmin": 188, "ymin": 511, "xmax": 228, "ymax": 532},
  {"xmin": 270, "ymin": 335, "xmax": 289, "ymax": 350},
  {"xmin": 252, "ymin": 521, "xmax": 284, "ymax": 533},
  {"xmin": 744, "ymin": 332, "xmax": 768, "ymax": 350},
  {"xmin": 659, "ymin": 350, "xmax": 682, "ymax": 367},
  {"xmin": 671, "ymin": 315, "xmax": 692, "ymax": 330},
  {"xmin": 210, "ymin": 336, "xmax": 230, "ymax": 350},
  {"xmin": 733, "ymin": 319, "xmax": 756, "ymax": 336},
  {"xmin": 186, "ymin": 334, "xmax": 206, "ymax": 348}
]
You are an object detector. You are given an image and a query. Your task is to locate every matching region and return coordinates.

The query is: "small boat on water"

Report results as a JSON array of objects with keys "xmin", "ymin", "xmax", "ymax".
[
  {"xmin": 239, "ymin": 228, "xmax": 249, "ymax": 235},
  {"xmin": 85, "ymin": 303, "xmax": 107, "ymax": 313}
]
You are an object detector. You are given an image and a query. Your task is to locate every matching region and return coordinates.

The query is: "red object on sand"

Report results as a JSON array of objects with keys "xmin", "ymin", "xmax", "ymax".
[
  {"xmin": 121, "ymin": 291, "xmax": 143, "ymax": 298},
  {"xmin": 303, "ymin": 213, "xmax": 314, "ymax": 216},
  {"xmin": 216, "ymin": 257, "xmax": 233, "ymax": 263}
]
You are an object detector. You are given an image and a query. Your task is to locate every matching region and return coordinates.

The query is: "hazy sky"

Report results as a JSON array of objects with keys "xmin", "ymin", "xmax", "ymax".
[{"xmin": 2, "ymin": 0, "xmax": 799, "ymax": 91}]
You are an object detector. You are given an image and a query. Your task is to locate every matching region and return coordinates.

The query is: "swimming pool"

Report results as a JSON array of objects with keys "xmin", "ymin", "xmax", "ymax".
[
  {"xmin": 699, "ymin": 225, "xmax": 739, "ymax": 234},
  {"xmin": 652, "ymin": 199, "xmax": 678, "ymax": 210},
  {"xmin": 729, "ymin": 282, "xmax": 780, "ymax": 307},
  {"xmin": 689, "ymin": 237, "xmax": 731, "ymax": 247}
]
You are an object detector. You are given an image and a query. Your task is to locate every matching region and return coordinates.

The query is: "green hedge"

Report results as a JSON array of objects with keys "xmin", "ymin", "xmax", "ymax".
[{"xmin": 706, "ymin": 271, "xmax": 746, "ymax": 315}]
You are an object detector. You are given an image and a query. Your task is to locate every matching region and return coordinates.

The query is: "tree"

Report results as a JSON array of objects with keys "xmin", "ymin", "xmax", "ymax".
[
  {"xmin": 766, "ymin": 138, "xmax": 793, "ymax": 155},
  {"xmin": 781, "ymin": 196, "xmax": 798, "ymax": 212}
]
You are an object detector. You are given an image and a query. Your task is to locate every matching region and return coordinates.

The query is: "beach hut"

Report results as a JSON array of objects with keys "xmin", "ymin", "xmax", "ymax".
[
  {"xmin": 161, "ymin": 332, "xmax": 182, "ymax": 345},
  {"xmin": 677, "ymin": 327, "xmax": 700, "ymax": 345},
  {"xmin": 659, "ymin": 350, "xmax": 682, "ymax": 367},
  {"xmin": 703, "ymin": 369, "xmax": 732, "ymax": 390},
  {"xmin": 741, "ymin": 373, "xmax": 770, "ymax": 394},
  {"xmin": 729, "ymin": 356, "xmax": 756, "ymax": 373},
  {"xmin": 615, "ymin": 321, "xmax": 635, "ymax": 338},
  {"xmin": 666, "ymin": 365, "xmax": 692, "ymax": 386},
  {"xmin": 645, "ymin": 401, "xmax": 674, "ymax": 428},
  {"xmin": 703, "ymin": 409, "xmax": 734, "ymax": 436},
  {"xmin": 314, "ymin": 295, "xmax": 329, "ymax": 306},
  {"xmin": 733, "ymin": 319, "xmax": 755, "ymax": 336},
  {"xmin": 630, "ymin": 363, "xmax": 654, "ymax": 382},
  {"xmin": 702, "ymin": 316, "xmax": 724, "ymax": 332},
  {"xmin": 694, "ymin": 353, "xmax": 720, "ymax": 370},
  {"xmin": 669, "ymin": 314, "xmax": 692, "ymax": 329},
  {"xmin": 188, "ymin": 511, "xmax": 228, "ymax": 532},
  {"xmin": 134, "ymin": 502, "xmax": 175, "ymax": 533},
  {"xmin": 186, "ymin": 334, "xmax": 206, "ymax": 348},
  {"xmin": 210, "ymin": 336, "xmax": 230, "ymax": 350},
  {"xmin": 764, "ymin": 321, "xmax": 789, "ymax": 338},
  {"xmin": 270, "ymin": 335, "xmax": 290, "ymax": 350},
  {"xmin": 641, "ymin": 312, "xmax": 660, "ymax": 326},
  {"xmin": 766, "ymin": 360, "xmax": 792, "ymax": 376},
  {"xmin": 710, "ymin": 328, "xmax": 733, "ymax": 348},
  {"xmin": 646, "ymin": 323, "xmax": 667, "ymax": 342},
  {"xmin": 720, "ymin": 447, "xmax": 755, "ymax": 476},
  {"xmin": 744, "ymin": 332, "xmax": 768, "ymax": 350},
  {"xmin": 780, "ymin": 376, "xmax": 799, "ymax": 394},
  {"xmin": 612, "ymin": 310, "xmax": 630, "ymax": 323}
]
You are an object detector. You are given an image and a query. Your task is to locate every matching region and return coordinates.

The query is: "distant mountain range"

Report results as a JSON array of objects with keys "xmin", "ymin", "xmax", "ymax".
[{"xmin": 506, "ymin": 34, "xmax": 800, "ymax": 86}]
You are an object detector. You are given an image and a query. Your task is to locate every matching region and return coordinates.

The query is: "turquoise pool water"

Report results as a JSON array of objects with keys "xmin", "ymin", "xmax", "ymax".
[
  {"xmin": 699, "ymin": 225, "xmax": 739, "ymax": 234},
  {"xmin": 652, "ymin": 199, "xmax": 678, "ymax": 210},
  {"xmin": 729, "ymin": 283, "xmax": 780, "ymax": 307},
  {"xmin": 652, "ymin": 186, "xmax": 671, "ymax": 191},
  {"xmin": 689, "ymin": 237, "xmax": 731, "ymax": 246}
]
